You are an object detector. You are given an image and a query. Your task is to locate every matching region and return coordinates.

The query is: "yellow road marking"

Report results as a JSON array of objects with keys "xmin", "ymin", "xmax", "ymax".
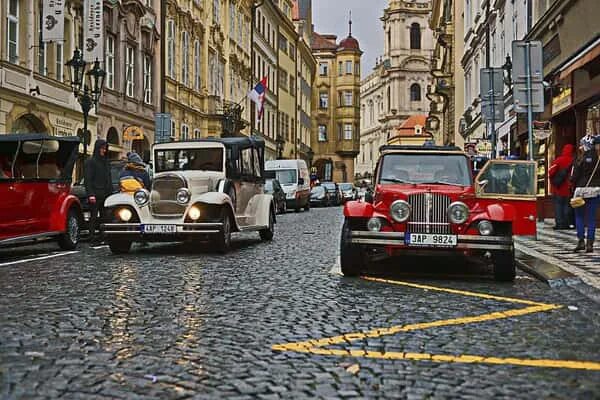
[{"xmin": 272, "ymin": 278, "xmax": 600, "ymax": 371}]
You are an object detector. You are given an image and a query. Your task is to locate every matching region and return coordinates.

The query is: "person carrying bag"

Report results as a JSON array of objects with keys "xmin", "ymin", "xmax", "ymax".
[{"xmin": 570, "ymin": 136, "xmax": 600, "ymax": 253}]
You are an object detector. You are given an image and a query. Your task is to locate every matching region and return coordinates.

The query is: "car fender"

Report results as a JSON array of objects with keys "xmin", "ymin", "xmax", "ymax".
[
  {"xmin": 104, "ymin": 192, "xmax": 136, "ymax": 208},
  {"xmin": 343, "ymin": 200, "xmax": 375, "ymax": 218},
  {"xmin": 245, "ymin": 193, "xmax": 275, "ymax": 227},
  {"xmin": 51, "ymin": 194, "xmax": 82, "ymax": 232},
  {"xmin": 471, "ymin": 202, "xmax": 517, "ymax": 222},
  {"xmin": 192, "ymin": 192, "xmax": 240, "ymax": 231}
]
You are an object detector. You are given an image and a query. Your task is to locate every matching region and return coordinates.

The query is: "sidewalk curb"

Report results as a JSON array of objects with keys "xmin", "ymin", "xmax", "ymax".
[{"xmin": 515, "ymin": 247, "xmax": 582, "ymax": 288}]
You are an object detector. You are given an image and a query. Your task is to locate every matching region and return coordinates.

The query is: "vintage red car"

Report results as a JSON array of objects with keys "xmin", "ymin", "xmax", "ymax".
[
  {"xmin": 341, "ymin": 145, "xmax": 537, "ymax": 281},
  {"xmin": 0, "ymin": 134, "xmax": 82, "ymax": 250}
]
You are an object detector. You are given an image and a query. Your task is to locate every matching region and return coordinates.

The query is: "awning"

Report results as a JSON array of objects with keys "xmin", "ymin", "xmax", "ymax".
[{"xmin": 559, "ymin": 37, "xmax": 600, "ymax": 80}]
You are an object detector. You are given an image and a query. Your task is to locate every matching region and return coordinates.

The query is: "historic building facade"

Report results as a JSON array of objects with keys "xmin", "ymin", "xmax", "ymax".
[
  {"xmin": 356, "ymin": 0, "xmax": 434, "ymax": 178},
  {"xmin": 311, "ymin": 22, "xmax": 361, "ymax": 183}
]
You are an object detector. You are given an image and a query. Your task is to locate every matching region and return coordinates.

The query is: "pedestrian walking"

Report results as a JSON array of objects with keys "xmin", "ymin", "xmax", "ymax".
[
  {"xmin": 548, "ymin": 143, "xmax": 575, "ymax": 230},
  {"xmin": 84, "ymin": 139, "xmax": 112, "ymax": 245},
  {"xmin": 119, "ymin": 151, "xmax": 151, "ymax": 193},
  {"xmin": 571, "ymin": 136, "xmax": 600, "ymax": 253}
]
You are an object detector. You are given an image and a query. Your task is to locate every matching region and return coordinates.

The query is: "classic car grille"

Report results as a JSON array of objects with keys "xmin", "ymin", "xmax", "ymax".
[
  {"xmin": 150, "ymin": 174, "xmax": 188, "ymax": 217},
  {"xmin": 407, "ymin": 193, "xmax": 452, "ymax": 234}
]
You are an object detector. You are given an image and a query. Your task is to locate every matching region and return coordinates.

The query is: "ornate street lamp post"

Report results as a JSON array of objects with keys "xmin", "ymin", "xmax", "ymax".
[{"xmin": 66, "ymin": 49, "xmax": 105, "ymax": 175}]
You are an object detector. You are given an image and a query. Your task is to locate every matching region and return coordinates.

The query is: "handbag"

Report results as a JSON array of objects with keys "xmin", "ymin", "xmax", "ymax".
[{"xmin": 570, "ymin": 158, "xmax": 600, "ymax": 208}]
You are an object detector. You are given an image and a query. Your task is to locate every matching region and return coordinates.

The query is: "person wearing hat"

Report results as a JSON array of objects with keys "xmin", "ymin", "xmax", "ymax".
[
  {"xmin": 570, "ymin": 134, "xmax": 600, "ymax": 253},
  {"xmin": 119, "ymin": 151, "xmax": 151, "ymax": 193}
]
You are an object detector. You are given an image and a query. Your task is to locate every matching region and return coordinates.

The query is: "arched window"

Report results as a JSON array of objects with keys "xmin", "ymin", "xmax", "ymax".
[
  {"xmin": 410, "ymin": 84, "xmax": 421, "ymax": 101},
  {"xmin": 410, "ymin": 23, "xmax": 421, "ymax": 49}
]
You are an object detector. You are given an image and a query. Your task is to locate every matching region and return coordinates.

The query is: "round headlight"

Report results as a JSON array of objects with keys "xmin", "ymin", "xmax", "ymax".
[
  {"xmin": 188, "ymin": 205, "xmax": 201, "ymax": 221},
  {"xmin": 478, "ymin": 220, "xmax": 494, "ymax": 236},
  {"xmin": 117, "ymin": 207, "xmax": 133, "ymax": 222},
  {"xmin": 176, "ymin": 188, "xmax": 191, "ymax": 204},
  {"xmin": 367, "ymin": 217, "xmax": 382, "ymax": 232},
  {"xmin": 134, "ymin": 189, "xmax": 150, "ymax": 206},
  {"xmin": 447, "ymin": 201, "xmax": 469, "ymax": 224},
  {"xmin": 390, "ymin": 200, "xmax": 411, "ymax": 223}
]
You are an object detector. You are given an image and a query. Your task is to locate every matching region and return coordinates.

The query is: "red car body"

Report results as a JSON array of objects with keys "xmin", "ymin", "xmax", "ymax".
[
  {"xmin": 0, "ymin": 134, "xmax": 82, "ymax": 249},
  {"xmin": 341, "ymin": 145, "xmax": 537, "ymax": 281}
]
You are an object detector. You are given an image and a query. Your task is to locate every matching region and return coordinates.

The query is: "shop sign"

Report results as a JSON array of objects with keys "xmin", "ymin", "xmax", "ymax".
[
  {"xmin": 533, "ymin": 128, "xmax": 552, "ymax": 140},
  {"xmin": 552, "ymin": 87, "xmax": 572, "ymax": 115},
  {"xmin": 476, "ymin": 140, "xmax": 492, "ymax": 153},
  {"xmin": 49, "ymin": 115, "xmax": 77, "ymax": 136},
  {"xmin": 123, "ymin": 126, "xmax": 144, "ymax": 141}
]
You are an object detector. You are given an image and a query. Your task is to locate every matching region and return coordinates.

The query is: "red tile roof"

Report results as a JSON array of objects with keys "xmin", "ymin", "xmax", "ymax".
[
  {"xmin": 312, "ymin": 32, "xmax": 338, "ymax": 50},
  {"xmin": 395, "ymin": 115, "xmax": 431, "ymax": 137}
]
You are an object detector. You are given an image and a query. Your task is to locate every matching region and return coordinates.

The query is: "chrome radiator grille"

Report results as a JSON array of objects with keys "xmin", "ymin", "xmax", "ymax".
[
  {"xmin": 407, "ymin": 193, "xmax": 452, "ymax": 234},
  {"xmin": 150, "ymin": 174, "xmax": 187, "ymax": 217}
]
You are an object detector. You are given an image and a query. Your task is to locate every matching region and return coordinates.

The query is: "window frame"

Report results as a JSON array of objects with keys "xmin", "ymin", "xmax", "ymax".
[
  {"xmin": 318, "ymin": 124, "xmax": 327, "ymax": 142},
  {"xmin": 105, "ymin": 35, "xmax": 115, "ymax": 89},
  {"xmin": 143, "ymin": 55, "xmax": 152, "ymax": 104},
  {"xmin": 125, "ymin": 45, "xmax": 135, "ymax": 98},
  {"xmin": 343, "ymin": 124, "xmax": 353, "ymax": 140},
  {"xmin": 7, "ymin": 0, "xmax": 19, "ymax": 64},
  {"xmin": 55, "ymin": 42, "xmax": 64, "ymax": 82},
  {"xmin": 181, "ymin": 31, "xmax": 189, "ymax": 86}
]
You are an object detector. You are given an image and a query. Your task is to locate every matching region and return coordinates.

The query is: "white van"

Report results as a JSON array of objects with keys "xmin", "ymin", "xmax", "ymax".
[{"xmin": 265, "ymin": 159, "xmax": 310, "ymax": 212}]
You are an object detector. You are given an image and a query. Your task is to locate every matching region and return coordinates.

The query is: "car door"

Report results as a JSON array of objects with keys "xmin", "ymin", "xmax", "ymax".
[
  {"xmin": 475, "ymin": 160, "xmax": 537, "ymax": 236},
  {"xmin": 0, "ymin": 180, "xmax": 30, "ymax": 240}
]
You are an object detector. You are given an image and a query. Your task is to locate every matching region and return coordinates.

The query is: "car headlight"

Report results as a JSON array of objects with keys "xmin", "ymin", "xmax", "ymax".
[
  {"xmin": 187, "ymin": 205, "xmax": 201, "ymax": 221},
  {"xmin": 390, "ymin": 200, "xmax": 411, "ymax": 223},
  {"xmin": 367, "ymin": 217, "xmax": 382, "ymax": 232},
  {"xmin": 117, "ymin": 207, "xmax": 133, "ymax": 222},
  {"xmin": 448, "ymin": 201, "xmax": 469, "ymax": 224},
  {"xmin": 176, "ymin": 188, "xmax": 191, "ymax": 204},
  {"xmin": 134, "ymin": 189, "xmax": 150, "ymax": 206},
  {"xmin": 478, "ymin": 220, "xmax": 494, "ymax": 236}
]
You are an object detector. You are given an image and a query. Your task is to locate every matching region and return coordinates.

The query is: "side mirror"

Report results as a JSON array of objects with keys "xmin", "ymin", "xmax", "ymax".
[{"xmin": 298, "ymin": 177, "xmax": 304, "ymax": 185}]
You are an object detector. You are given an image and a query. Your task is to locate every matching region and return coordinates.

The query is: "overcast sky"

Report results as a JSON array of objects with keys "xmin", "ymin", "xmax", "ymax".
[{"xmin": 312, "ymin": 0, "xmax": 388, "ymax": 78}]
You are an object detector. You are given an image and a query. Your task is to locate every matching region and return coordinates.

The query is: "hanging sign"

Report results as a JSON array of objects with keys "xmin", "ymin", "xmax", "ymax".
[
  {"xmin": 42, "ymin": 0, "xmax": 65, "ymax": 42},
  {"xmin": 123, "ymin": 126, "xmax": 144, "ymax": 141},
  {"xmin": 83, "ymin": 0, "xmax": 103, "ymax": 62}
]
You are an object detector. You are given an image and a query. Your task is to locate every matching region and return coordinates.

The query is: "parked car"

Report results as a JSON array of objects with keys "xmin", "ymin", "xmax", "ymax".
[
  {"xmin": 339, "ymin": 182, "xmax": 357, "ymax": 203},
  {"xmin": 71, "ymin": 159, "xmax": 125, "ymax": 230},
  {"xmin": 101, "ymin": 136, "xmax": 275, "ymax": 254},
  {"xmin": 265, "ymin": 178, "xmax": 287, "ymax": 214},
  {"xmin": 265, "ymin": 159, "xmax": 310, "ymax": 212},
  {"xmin": 309, "ymin": 185, "xmax": 330, "ymax": 207},
  {"xmin": 321, "ymin": 181, "xmax": 341, "ymax": 206},
  {"xmin": 340, "ymin": 144, "xmax": 537, "ymax": 281},
  {"xmin": 0, "ymin": 134, "xmax": 83, "ymax": 250}
]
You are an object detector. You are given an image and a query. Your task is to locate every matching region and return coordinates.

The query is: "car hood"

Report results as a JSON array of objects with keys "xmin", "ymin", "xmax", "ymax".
[{"xmin": 375, "ymin": 183, "xmax": 475, "ymax": 200}]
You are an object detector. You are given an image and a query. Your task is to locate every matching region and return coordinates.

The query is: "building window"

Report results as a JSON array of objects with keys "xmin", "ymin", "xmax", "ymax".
[
  {"xmin": 344, "ymin": 124, "xmax": 353, "ymax": 140},
  {"xmin": 143, "ymin": 55, "xmax": 152, "ymax": 104},
  {"xmin": 182, "ymin": 31, "xmax": 189, "ymax": 86},
  {"xmin": 170, "ymin": 119, "xmax": 176, "ymax": 138},
  {"xmin": 213, "ymin": 0, "xmax": 220, "ymax": 24},
  {"xmin": 410, "ymin": 23, "xmax": 421, "ymax": 50},
  {"xmin": 125, "ymin": 46, "xmax": 135, "ymax": 97},
  {"xmin": 193, "ymin": 128, "xmax": 201, "ymax": 139},
  {"xmin": 181, "ymin": 123, "xmax": 189, "ymax": 140},
  {"xmin": 345, "ymin": 61, "xmax": 352, "ymax": 75},
  {"xmin": 319, "ymin": 92, "xmax": 328, "ymax": 109},
  {"xmin": 7, "ymin": 0, "xmax": 19, "ymax": 64},
  {"xmin": 105, "ymin": 36, "xmax": 115, "ymax": 89},
  {"xmin": 319, "ymin": 62, "xmax": 328, "ymax": 76},
  {"xmin": 354, "ymin": 62, "xmax": 360, "ymax": 76},
  {"xmin": 55, "ymin": 43, "xmax": 63, "ymax": 82},
  {"xmin": 342, "ymin": 91, "xmax": 353, "ymax": 106},
  {"xmin": 279, "ymin": 69, "xmax": 288, "ymax": 91},
  {"xmin": 410, "ymin": 84, "xmax": 421, "ymax": 101},
  {"xmin": 167, "ymin": 20, "xmax": 175, "ymax": 78},
  {"xmin": 338, "ymin": 61, "xmax": 343, "ymax": 76},
  {"xmin": 194, "ymin": 40, "xmax": 201, "ymax": 90},
  {"xmin": 318, "ymin": 125, "xmax": 327, "ymax": 141},
  {"xmin": 278, "ymin": 33, "xmax": 288, "ymax": 53}
]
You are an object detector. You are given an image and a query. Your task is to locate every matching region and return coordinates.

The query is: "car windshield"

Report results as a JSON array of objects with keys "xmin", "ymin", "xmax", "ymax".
[
  {"xmin": 321, "ymin": 183, "xmax": 335, "ymax": 190},
  {"xmin": 274, "ymin": 169, "xmax": 297, "ymax": 185},
  {"xmin": 379, "ymin": 153, "xmax": 472, "ymax": 186},
  {"xmin": 154, "ymin": 148, "xmax": 223, "ymax": 173},
  {"xmin": 339, "ymin": 183, "xmax": 353, "ymax": 191},
  {"xmin": 311, "ymin": 186, "xmax": 325, "ymax": 194}
]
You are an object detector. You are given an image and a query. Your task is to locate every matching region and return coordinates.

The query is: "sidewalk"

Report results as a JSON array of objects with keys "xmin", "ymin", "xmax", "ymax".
[{"xmin": 515, "ymin": 220, "xmax": 600, "ymax": 289}]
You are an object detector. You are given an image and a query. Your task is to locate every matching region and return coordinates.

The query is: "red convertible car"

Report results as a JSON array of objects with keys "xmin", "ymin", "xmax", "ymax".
[
  {"xmin": 0, "ymin": 134, "xmax": 82, "ymax": 250},
  {"xmin": 341, "ymin": 145, "xmax": 537, "ymax": 281}
]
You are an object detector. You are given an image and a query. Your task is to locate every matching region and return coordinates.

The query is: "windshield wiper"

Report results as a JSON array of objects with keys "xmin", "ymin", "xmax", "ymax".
[
  {"xmin": 381, "ymin": 177, "xmax": 414, "ymax": 184},
  {"xmin": 422, "ymin": 180, "xmax": 462, "ymax": 186}
]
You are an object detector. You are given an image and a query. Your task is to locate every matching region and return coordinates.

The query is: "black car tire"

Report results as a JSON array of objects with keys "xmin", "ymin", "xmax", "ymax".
[
  {"xmin": 259, "ymin": 209, "xmax": 275, "ymax": 241},
  {"xmin": 340, "ymin": 219, "xmax": 365, "ymax": 277},
  {"xmin": 58, "ymin": 209, "xmax": 80, "ymax": 250},
  {"xmin": 493, "ymin": 250, "xmax": 516, "ymax": 282},
  {"xmin": 215, "ymin": 211, "xmax": 232, "ymax": 254},
  {"xmin": 108, "ymin": 240, "xmax": 132, "ymax": 254}
]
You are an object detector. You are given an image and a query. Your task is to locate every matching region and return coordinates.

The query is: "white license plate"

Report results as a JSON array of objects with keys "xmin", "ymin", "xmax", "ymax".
[
  {"xmin": 407, "ymin": 233, "xmax": 457, "ymax": 247},
  {"xmin": 142, "ymin": 224, "xmax": 177, "ymax": 234}
]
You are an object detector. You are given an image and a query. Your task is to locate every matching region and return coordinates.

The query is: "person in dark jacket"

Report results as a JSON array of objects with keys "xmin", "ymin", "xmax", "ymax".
[
  {"xmin": 548, "ymin": 143, "xmax": 575, "ymax": 230},
  {"xmin": 570, "ymin": 138, "xmax": 600, "ymax": 253},
  {"xmin": 84, "ymin": 140, "xmax": 112, "ymax": 245},
  {"xmin": 119, "ymin": 152, "xmax": 151, "ymax": 192}
]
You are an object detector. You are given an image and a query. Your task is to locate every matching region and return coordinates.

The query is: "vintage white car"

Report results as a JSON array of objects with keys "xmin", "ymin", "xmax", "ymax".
[{"xmin": 101, "ymin": 136, "xmax": 275, "ymax": 254}]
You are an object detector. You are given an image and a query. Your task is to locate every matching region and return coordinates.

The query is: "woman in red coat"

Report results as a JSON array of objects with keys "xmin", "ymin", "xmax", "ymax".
[{"xmin": 548, "ymin": 143, "xmax": 574, "ymax": 230}]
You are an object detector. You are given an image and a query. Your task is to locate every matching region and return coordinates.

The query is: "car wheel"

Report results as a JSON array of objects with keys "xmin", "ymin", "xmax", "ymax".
[
  {"xmin": 259, "ymin": 209, "xmax": 275, "ymax": 241},
  {"xmin": 108, "ymin": 240, "xmax": 132, "ymax": 254},
  {"xmin": 215, "ymin": 211, "xmax": 232, "ymax": 253},
  {"xmin": 58, "ymin": 209, "xmax": 80, "ymax": 250},
  {"xmin": 340, "ymin": 219, "xmax": 365, "ymax": 277},
  {"xmin": 493, "ymin": 250, "xmax": 516, "ymax": 282}
]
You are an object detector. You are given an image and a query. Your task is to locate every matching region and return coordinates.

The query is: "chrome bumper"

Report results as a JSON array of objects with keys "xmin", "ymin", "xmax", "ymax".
[
  {"xmin": 351, "ymin": 231, "xmax": 513, "ymax": 251},
  {"xmin": 101, "ymin": 223, "xmax": 223, "ymax": 237}
]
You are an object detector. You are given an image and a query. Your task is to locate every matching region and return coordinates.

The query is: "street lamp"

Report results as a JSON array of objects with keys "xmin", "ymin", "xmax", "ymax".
[{"xmin": 66, "ymin": 49, "xmax": 105, "ymax": 175}]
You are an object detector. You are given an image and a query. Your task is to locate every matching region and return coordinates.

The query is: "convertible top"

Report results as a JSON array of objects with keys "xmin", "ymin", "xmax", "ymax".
[{"xmin": 201, "ymin": 135, "xmax": 265, "ymax": 150}]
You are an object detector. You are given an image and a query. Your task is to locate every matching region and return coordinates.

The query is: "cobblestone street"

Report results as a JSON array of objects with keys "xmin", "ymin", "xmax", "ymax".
[{"xmin": 1, "ymin": 207, "xmax": 600, "ymax": 399}]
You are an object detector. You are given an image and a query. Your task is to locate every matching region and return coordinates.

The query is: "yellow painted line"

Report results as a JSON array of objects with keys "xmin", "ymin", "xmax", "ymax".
[{"xmin": 271, "ymin": 278, "xmax": 600, "ymax": 371}]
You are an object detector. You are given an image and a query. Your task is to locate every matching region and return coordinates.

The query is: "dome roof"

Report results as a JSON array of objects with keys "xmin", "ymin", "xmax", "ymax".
[{"xmin": 338, "ymin": 35, "xmax": 361, "ymax": 51}]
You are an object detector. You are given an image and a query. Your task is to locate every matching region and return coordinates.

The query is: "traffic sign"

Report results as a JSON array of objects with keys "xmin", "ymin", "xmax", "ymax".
[
  {"xmin": 480, "ymin": 68, "xmax": 505, "ymax": 122},
  {"xmin": 512, "ymin": 41, "xmax": 545, "ymax": 113}
]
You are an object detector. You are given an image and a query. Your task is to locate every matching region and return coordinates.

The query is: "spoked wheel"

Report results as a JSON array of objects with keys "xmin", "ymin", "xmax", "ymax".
[
  {"xmin": 215, "ymin": 212, "xmax": 232, "ymax": 254},
  {"xmin": 493, "ymin": 250, "xmax": 516, "ymax": 282},
  {"xmin": 340, "ymin": 219, "xmax": 365, "ymax": 277},
  {"xmin": 259, "ymin": 209, "xmax": 275, "ymax": 241},
  {"xmin": 58, "ymin": 209, "xmax": 80, "ymax": 250}
]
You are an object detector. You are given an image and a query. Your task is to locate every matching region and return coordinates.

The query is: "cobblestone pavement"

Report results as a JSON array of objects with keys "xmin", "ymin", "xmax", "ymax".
[
  {"xmin": 515, "ymin": 221, "xmax": 600, "ymax": 289},
  {"xmin": 1, "ymin": 207, "xmax": 600, "ymax": 399}
]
